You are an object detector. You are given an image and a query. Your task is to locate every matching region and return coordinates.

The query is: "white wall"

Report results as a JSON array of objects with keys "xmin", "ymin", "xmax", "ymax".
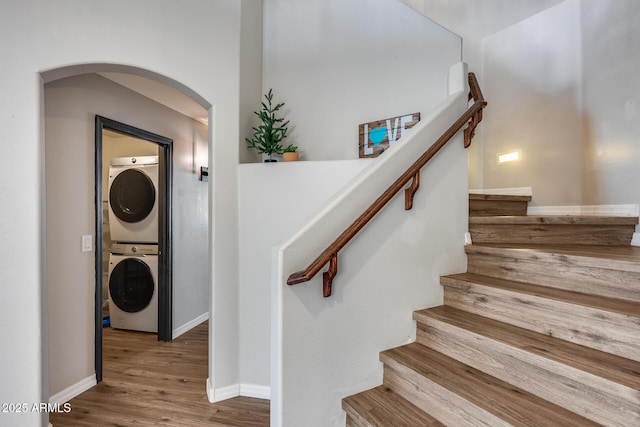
[
  {"xmin": 262, "ymin": 0, "xmax": 461, "ymax": 161},
  {"xmin": 580, "ymin": 0, "xmax": 640, "ymax": 209},
  {"xmin": 480, "ymin": 0, "xmax": 583, "ymax": 206},
  {"xmin": 240, "ymin": 0, "xmax": 264, "ymax": 164},
  {"xmin": 0, "ymin": 1, "xmax": 241, "ymax": 425},
  {"xmin": 405, "ymin": 0, "xmax": 640, "ymax": 212},
  {"xmin": 237, "ymin": 160, "xmax": 371, "ymax": 393},
  {"xmin": 273, "ymin": 64, "xmax": 469, "ymax": 425}
]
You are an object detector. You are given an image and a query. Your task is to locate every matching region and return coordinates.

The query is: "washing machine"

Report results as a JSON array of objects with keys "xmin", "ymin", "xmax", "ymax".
[
  {"xmin": 108, "ymin": 156, "xmax": 159, "ymax": 244},
  {"xmin": 108, "ymin": 243, "xmax": 158, "ymax": 333}
]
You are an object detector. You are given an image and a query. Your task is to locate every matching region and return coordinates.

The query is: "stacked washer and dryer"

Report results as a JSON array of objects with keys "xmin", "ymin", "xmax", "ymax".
[{"xmin": 107, "ymin": 156, "xmax": 159, "ymax": 333}]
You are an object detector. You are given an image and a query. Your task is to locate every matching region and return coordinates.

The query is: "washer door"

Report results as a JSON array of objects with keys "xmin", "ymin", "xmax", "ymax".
[
  {"xmin": 109, "ymin": 258, "xmax": 154, "ymax": 313},
  {"xmin": 109, "ymin": 168, "xmax": 156, "ymax": 223}
]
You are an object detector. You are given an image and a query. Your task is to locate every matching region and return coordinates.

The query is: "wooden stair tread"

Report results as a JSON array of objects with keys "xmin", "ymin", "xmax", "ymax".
[
  {"xmin": 470, "ymin": 215, "xmax": 639, "ymax": 225},
  {"xmin": 381, "ymin": 343, "xmax": 599, "ymax": 427},
  {"xmin": 342, "ymin": 386, "xmax": 444, "ymax": 426},
  {"xmin": 466, "ymin": 243, "xmax": 640, "ymax": 271},
  {"xmin": 442, "ymin": 272, "xmax": 640, "ymax": 317},
  {"xmin": 469, "ymin": 194, "xmax": 532, "ymax": 202},
  {"xmin": 414, "ymin": 306, "xmax": 640, "ymax": 390}
]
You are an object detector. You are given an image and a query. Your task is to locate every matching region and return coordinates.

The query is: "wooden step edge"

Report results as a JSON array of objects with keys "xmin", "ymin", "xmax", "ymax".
[
  {"xmin": 465, "ymin": 243, "xmax": 640, "ymax": 273},
  {"xmin": 342, "ymin": 385, "xmax": 444, "ymax": 427},
  {"xmin": 469, "ymin": 193, "xmax": 532, "ymax": 202},
  {"xmin": 381, "ymin": 343, "xmax": 599, "ymax": 427},
  {"xmin": 441, "ymin": 272, "xmax": 640, "ymax": 318},
  {"xmin": 469, "ymin": 215, "xmax": 639, "ymax": 225},
  {"xmin": 413, "ymin": 306, "xmax": 640, "ymax": 391}
]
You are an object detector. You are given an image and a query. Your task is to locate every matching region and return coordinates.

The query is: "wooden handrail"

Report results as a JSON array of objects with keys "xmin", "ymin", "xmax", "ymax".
[{"xmin": 287, "ymin": 72, "xmax": 487, "ymax": 297}]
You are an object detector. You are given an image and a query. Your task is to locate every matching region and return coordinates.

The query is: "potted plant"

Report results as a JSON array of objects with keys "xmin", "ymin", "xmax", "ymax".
[
  {"xmin": 283, "ymin": 144, "xmax": 299, "ymax": 162},
  {"xmin": 245, "ymin": 89, "xmax": 290, "ymax": 162}
]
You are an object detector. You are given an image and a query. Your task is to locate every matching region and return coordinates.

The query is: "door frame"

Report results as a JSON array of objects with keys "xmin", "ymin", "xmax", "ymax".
[{"xmin": 94, "ymin": 115, "xmax": 173, "ymax": 382}]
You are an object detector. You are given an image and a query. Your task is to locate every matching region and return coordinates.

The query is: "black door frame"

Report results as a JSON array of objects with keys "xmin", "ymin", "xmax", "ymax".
[{"xmin": 94, "ymin": 115, "xmax": 173, "ymax": 382}]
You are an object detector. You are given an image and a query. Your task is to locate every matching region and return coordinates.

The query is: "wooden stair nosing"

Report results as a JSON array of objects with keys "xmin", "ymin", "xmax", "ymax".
[
  {"xmin": 468, "ymin": 225, "xmax": 634, "ymax": 246},
  {"xmin": 342, "ymin": 385, "xmax": 444, "ymax": 427},
  {"xmin": 381, "ymin": 343, "xmax": 600, "ymax": 427},
  {"xmin": 469, "ymin": 215, "xmax": 639, "ymax": 225},
  {"xmin": 469, "ymin": 194, "xmax": 532, "ymax": 202},
  {"xmin": 414, "ymin": 307, "xmax": 640, "ymax": 425},
  {"xmin": 441, "ymin": 273, "xmax": 640, "ymax": 362}
]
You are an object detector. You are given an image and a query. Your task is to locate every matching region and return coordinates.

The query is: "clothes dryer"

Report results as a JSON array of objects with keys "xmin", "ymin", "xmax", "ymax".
[
  {"xmin": 108, "ymin": 243, "xmax": 158, "ymax": 333},
  {"xmin": 108, "ymin": 156, "xmax": 159, "ymax": 243}
]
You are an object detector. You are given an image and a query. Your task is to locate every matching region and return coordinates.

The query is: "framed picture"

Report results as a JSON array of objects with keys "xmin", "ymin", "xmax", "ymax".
[{"xmin": 359, "ymin": 112, "xmax": 420, "ymax": 158}]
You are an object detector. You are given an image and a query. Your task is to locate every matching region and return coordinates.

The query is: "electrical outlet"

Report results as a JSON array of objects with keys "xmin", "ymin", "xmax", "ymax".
[{"xmin": 464, "ymin": 232, "xmax": 472, "ymax": 245}]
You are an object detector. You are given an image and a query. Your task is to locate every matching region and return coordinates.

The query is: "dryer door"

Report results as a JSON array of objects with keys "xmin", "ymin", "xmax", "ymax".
[
  {"xmin": 109, "ymin": 258, "xmax": 155, "ymax": 313},
  {"xmin": 109, "ymin": 168, "xmax": 156, "ymax": 223}
]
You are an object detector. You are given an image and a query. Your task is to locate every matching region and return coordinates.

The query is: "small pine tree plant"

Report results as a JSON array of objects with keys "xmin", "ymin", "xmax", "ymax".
[{"xmin": 246, "ymin": 89, "xmax": 290, "ymax": 161}]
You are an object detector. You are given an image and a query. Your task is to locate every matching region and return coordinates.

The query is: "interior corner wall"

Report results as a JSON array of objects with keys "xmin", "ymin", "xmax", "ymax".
[
  {"xmin": 262, "ymin": 0, "xmax": 461, "ymax": 161},
  {"xmin": 239, "ymin": 0, "xmax": 264, "ymax": 164},
  {"xmin": 45, "ymin": 73, "xmax": 209, "ymax": 398},
  {"xmin": 0, "ymin": 2, "xmax": 241, "ymax": 425},
  {"xmin": 480, "ymin": 0, "xmax": 583, "ymax": 206},
  {"xmin": 579, "ymin": 0, "xmax": 640, "ymax": 208}
]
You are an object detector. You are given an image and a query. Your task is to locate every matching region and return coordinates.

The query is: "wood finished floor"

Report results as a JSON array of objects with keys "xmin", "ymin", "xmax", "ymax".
[{"xmin": 49, "ymin": 322, "xmax": 269, "ymax": 427}]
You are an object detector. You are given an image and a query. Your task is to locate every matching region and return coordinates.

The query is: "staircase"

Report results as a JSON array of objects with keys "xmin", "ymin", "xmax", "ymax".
[{"xmin": 343, "ymin": 194, "xmax": 640, "ymax": 426}]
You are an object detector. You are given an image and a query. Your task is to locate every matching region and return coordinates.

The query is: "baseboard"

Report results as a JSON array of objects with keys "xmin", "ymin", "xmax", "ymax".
[
  {"xmin": 172, "ymin": 311, "xmax": 209, "ymax": 339},
  {"xmin": 527, "ymin": 204, "xmax": 639, "ymax": 217},
  {"xmin": 49, "ymin": 375, "xmax": 96, "ymax": 405},
  {"xmin": 469, "ymin": 187, "xmax": 533, "ymax": 196},
  {"xmin": 240, "ymin": 383, "xmax": 271, "ymax": 399},
  {"xmin": 632, "ymin": 232, "xmax": 640, "ymax": 247},
  {"xmin": 206, "ymin": 378, "xmax": 271, "ymax": 403}
]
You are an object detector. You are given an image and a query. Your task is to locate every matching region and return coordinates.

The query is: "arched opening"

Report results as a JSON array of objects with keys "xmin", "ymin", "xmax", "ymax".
[{"xmin": 42, "ymin": 64, "xmax": 212, "ymax": 405}]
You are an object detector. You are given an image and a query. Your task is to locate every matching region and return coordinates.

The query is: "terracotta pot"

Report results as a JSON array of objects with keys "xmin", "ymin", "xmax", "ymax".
[{"xmin": 283, "ymin": 152, "xmax": 299, "ymax": 162}]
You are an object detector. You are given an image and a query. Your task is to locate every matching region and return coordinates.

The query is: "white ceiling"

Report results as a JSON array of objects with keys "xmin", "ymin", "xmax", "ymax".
[
  {"xmin": 400, "ymin": 0, "xmax": 564, "ymax": 38},
  {"xmin": 99, "ymin": 72, "xmax": 209, "ymax": 125}
]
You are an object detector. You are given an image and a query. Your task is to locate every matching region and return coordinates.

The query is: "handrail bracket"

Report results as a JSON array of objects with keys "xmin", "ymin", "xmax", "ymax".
[
  {"xmin": 404, "ymin": 171, "xmax": 420, "ymax": 210},
  {"xmin": 286, "ymin": 72, "xmax": 486, "ymax": 298},
  {"xmin": 464, "ymin": 109, "xmax": 482, "ymax": 148},
  {"xmin": 323, "ymin": 254, "xmax": 338, "ymax": 297}
]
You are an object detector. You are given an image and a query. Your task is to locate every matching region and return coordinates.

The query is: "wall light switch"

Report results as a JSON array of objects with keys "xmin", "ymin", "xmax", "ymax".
[{"xmin": 82, "ymin": 235, "xmax": 93, "ymax": 252}]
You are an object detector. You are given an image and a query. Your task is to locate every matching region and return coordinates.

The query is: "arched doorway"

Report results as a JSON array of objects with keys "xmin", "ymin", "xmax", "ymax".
[{"xmin": 43, "ymin": 64, "xmax": 210, "ymax": 402}]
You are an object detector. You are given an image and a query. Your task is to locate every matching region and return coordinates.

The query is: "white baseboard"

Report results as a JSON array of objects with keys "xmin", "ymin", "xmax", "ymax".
[
  {"xmin": 240, "ymin": 383, "xmax": 271, "ymax": 399},
  {"xmin": 527, "ymin": 204, "xmax": 639, "ymax": 217},
  {"xmin": 469, "ymin": 187, "xmax": 533, "ymax": 196},
  {"xmin": 172, "ymin": 312, "xmax": 209, "ymax": 339},
  {"xmin": 632, "ymin": 233, "xmax": 640, "ymax": 247},
  {"xmin": 206, "ymin": 378, "xmax": 271, "ymax": 402},
  {"xmin": 49, "ymin": 375, "xmax": 96, "ymax": 405}
]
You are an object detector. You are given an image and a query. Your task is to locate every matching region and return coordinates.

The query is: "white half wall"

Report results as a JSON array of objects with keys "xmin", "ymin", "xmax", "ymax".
[
  {"xmin": 262, "ymin": 0, "xmax": 461, "ymax": 161},
  {"xmin": 272, "ymin": 63, "xmax": 470, "ymax": 426},
  {"xmin": 237, "ymin": 160, "xmax": 371, "ymax": 391}
]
